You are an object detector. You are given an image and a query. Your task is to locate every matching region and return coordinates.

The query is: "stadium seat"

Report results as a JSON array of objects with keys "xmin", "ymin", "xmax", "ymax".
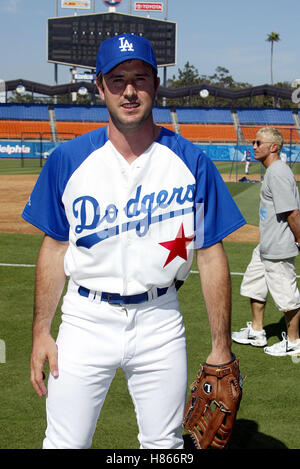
[
  {"xmin": 176, "ymin": 107, "xmax": 233, "ymax": 124},
  {"xmin": 241, "ymin": 125, "xmax": 300, "ymax": 143},
  {"xmin": 180, "ymin": 124, "xmax": 237, "ymax": 142},
  {"xmin": 56, "ymin": 121, "xmax": 107, "ymax": 138},
  {"xmin": 56, "ymin": 122, "xmax": 174, "ymax": 139},
  {"xmin": 158, "ymin": 123, "xmax": 174, "ymax": 131},
  {"xmin": 54, "ymin": 105, "xmax": 108, "ymax": 139},
  {"xmin": 237, "ymin": 108, "xmax": 295, "ymax": 125},
  {"xmin": 0, "ymin": 104, "xmax": 298, "ymax": 148},
  {"xmin": 54, "ymin": 104, "xmax": 174, "ymax": 138},
  {"xmin": 0, "ymin": 120, "xmax": 51, "ymax": 139},
  {"xmin": 153, "ymin": 107, "xmax": 173, "ymax": 123},
  {"xmin": 0, "ymin": 103, "xmax": 49, "ymax": 121},
  {"xmin": 54, "ymin": 105, "xmax": 109, "ymax": 122}
]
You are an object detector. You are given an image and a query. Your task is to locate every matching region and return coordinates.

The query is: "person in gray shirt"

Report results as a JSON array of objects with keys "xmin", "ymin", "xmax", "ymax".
[{"xmin": 232, "ymin": 127, "xmax": 300, "ymax": 356}]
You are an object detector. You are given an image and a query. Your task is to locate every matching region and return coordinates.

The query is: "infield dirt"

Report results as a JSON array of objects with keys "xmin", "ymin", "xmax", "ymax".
[{"xmin": 0, "ymin": 174, "xmax": 259, "ymax": 242}]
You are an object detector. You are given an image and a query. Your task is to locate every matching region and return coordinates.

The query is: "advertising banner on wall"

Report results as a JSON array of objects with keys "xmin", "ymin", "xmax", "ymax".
[
  {"xmin": 0, "ymin": 141, "xmax": 57, "ymax": 159},
  {"xmin": 1, "ymin": 141, "xmax": 298, "ymax": 162},
  {"xmin": 61, "ymin": 1, "xmax": 91, "ymax": 9},
  {"xmin": 134, "ymin": 2, "xmax": 163, "ymax": 11}
]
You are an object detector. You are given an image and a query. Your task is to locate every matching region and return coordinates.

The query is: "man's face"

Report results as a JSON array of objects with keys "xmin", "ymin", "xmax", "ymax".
[
  {"xmin": 252, "ymin": 132, "xmax": 276, "ymax": 162},
  {"xmin": 97, "ymin": 60, "xmax": 159, "ymax": 132}
]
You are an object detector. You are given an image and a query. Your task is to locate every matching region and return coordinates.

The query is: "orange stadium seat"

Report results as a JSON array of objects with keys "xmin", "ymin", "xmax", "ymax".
[
  {"xmin": 158, "ymin": 123, "xmax": 174, "ymax": 131},
  {"xmin": 56, "ymin": 121, "xmax": 107, "ymax": 137},
  {"xmin": 241, "ymin": 125, "xmax": 300, "ymax": 143},
  {"xmin": 56, "ymin": 121, "xmax": 174, "ymax": 138},
  {"xmin": 0, "ymin": 119, "xmax": 174, "ymax": 140},
  {"xmin": 180, "ymin": 124, "xmax": 237, "ymax": 142},
  {"xmin": 0, "ymin": 120, "xmax": 51, "ymax": 139}
]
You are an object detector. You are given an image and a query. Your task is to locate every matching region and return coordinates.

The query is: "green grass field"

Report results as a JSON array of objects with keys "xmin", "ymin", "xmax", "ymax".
[
  {"xmin": 0, "ymin": 158, "xmax": 43, "ymax": 175},
  {"xmin": 1, "ymin": 160, "xmax": 300, "ymax": 450}
]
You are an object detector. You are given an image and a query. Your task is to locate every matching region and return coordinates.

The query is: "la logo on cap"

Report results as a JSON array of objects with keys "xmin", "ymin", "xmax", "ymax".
[{"xmin": 119, "ymin": 36, "xmax": 134, "ymax": 52}]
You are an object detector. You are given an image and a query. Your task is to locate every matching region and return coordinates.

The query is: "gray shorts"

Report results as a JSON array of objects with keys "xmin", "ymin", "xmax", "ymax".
[{"xmin": 240, "ymin": 245, "xmax": 300, "ymax": 312}]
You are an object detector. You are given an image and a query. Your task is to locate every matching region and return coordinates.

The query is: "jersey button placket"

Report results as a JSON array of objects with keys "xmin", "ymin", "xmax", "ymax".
[{"xmin": 124, "ymin": 165, "xmax": 142, "ymax": 292}]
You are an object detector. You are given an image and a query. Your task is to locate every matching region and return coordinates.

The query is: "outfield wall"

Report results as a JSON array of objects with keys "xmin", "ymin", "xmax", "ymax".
[
  {"xmin": 0, "ymin": 140, "xmax": 300, "ymax": 163},
  {"xmin": 197, "ymin": 143, "xmax": 300, "ymax": 163},
  {"xmin": 0, "ymin": 140, "xmax": 59, "ymax": 159}
]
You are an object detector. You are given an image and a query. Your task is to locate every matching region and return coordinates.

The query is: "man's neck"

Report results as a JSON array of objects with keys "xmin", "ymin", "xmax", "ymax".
[
  {"xmin": 107, "ymin": 122, "xmax": 161, "ymax": 164},
  {"xmin": 263, "ymin": 154, "xmax": 280, "ymax": 169}
]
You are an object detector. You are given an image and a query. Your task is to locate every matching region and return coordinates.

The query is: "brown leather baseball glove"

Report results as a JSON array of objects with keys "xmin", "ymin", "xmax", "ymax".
[{"xmin": 183, "ymin": 355, "xmax": 243, "ymax": 449}]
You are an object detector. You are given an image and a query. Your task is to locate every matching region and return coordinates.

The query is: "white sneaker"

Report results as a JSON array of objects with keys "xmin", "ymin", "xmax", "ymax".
[
  {"xmin": 232, "ymin": 321, "xmax": 267, "ymax": 347},
  {"xmin": 264, "ymin": 332, "xmax": 300, "ymax": 357}
]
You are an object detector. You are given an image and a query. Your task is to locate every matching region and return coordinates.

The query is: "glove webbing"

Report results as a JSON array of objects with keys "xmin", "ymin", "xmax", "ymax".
[{"xmin": 190, "ymin": 399, "xmax": 230, "ymax": 449}]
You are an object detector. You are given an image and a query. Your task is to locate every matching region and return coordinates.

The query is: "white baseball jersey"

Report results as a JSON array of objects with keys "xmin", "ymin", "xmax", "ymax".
[{"xmin": 22, "ymin": 126, "xmax": 245, "ymax": 295}]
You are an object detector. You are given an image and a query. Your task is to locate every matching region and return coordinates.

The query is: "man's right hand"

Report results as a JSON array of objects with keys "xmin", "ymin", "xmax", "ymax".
[{"xmin": 30, "ymin": 333, "xmax": 58, "ymax": 397}]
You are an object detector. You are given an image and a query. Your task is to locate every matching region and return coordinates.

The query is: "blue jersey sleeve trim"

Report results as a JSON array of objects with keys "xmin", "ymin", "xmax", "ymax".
[
  {"xmin": 21, "ymin": 212, "xmax": 69, "ymax": 241},
  {"xmin": 22, "ymin": 127, "xmax": 109, "ymax": 240},
  {"xmin": 198, "ymin": 220, "xmax": 246, "ymax": 249}
]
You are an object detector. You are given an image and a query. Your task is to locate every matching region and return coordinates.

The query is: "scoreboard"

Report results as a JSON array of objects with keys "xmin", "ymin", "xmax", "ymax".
[{"xmin": 47, "ymin": 12, "xmax": 176, "ymax": 70}]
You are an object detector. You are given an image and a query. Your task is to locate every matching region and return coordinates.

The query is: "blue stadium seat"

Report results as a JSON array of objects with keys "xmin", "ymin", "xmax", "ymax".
[
  {"xmin": 152, "ymin": 107, "xmax": 172, "ymax": 123},
  {"xmin": 0, "ymin": 103, "xmax": 49, "ymax": 120},
  {"xmin": 54, "ymin": 105, "xmax": 109, "ymax": 122},
  {"xmin": 176, "ymin": 107, "xmax": 233, "ymax": 124},
  {"xmin": 54, "ymin": 105, "xmax": 171, "ymax": 124},
  {"xmin": 237, "ymin": 108, "xmax": 295, "ymax": 125}
]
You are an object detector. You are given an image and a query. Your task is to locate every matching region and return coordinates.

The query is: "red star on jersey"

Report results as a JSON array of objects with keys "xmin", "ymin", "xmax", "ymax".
[{"xmin": 159, "ymin": 223, "xmax": 194, "ymax": 268}]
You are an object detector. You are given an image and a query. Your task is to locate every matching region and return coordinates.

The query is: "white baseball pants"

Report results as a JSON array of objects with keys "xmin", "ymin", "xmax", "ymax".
[{"xmin": 43, "ymin": 281, "xmax": 188, "ymax": 449}]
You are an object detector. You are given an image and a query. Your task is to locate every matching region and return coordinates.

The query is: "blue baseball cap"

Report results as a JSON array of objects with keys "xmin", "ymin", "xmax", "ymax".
[{"xmin": 96, "ymin": 33, "xmax": 157, "ymax": 75}]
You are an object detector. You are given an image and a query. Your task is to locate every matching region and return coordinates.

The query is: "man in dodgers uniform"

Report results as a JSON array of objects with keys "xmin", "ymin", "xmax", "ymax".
[{"xmin": 22, "ymin": 34, "xmax": 246, "ymax": 449}]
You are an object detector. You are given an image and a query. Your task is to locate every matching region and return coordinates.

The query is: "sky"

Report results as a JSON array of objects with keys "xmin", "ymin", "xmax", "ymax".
[{"xmin": 0, "ymin": 0, "xmax": 299, "ymax": 88}]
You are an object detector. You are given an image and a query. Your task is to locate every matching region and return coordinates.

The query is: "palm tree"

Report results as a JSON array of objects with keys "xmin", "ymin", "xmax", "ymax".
[{"xmin": 266, "ymin": 32, "xmax": 280, "ymax": 85}]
